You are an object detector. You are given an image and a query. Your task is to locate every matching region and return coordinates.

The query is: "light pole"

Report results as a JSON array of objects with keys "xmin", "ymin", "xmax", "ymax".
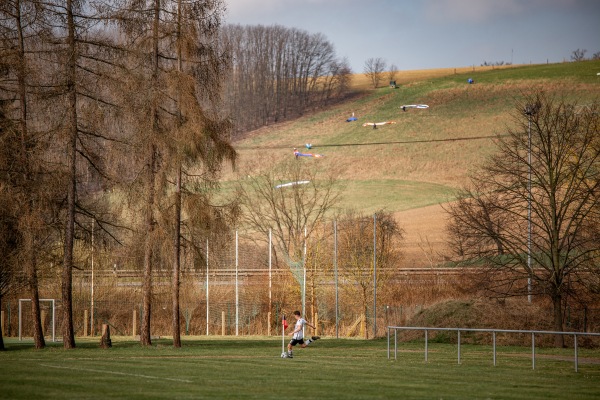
[{"xmin": 525, "ymin": 103, "xmax": 538, "ymax": 303}]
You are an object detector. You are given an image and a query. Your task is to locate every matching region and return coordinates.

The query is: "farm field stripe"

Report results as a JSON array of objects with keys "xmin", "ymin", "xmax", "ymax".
[{"xmin": 39, "ymin": 363, "xmax": 193, "ymax": 383}]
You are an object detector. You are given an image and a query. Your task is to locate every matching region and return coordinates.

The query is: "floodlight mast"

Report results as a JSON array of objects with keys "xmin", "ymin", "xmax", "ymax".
[
  {"xmin": 525, "ymin": 103, "xmax": 539, "ymax": 303},
  {"xmin": 302, "ymin": 227, "xmax": 307, "ymax": 336}
]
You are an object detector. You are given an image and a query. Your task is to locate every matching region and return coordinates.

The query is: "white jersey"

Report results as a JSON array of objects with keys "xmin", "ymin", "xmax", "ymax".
[{"xmin": 293, "ymin": 318, "xmax": 306, "ymax": 340}]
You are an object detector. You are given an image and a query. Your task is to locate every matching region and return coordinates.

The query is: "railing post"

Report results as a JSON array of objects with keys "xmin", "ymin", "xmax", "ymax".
[
  {"xmin": 531, "ymin": 332, "xmax": 536, "ymax": 370},
  {"xmin": 492, "ymin": 331, "xmax": 497, "ymax": 366},
  {"xmin": 457, "ymin": 330, "xmax": 461, "ymax": 364},
  {"xmin": 424, "ymin": 329, "xmax": 428, "ymax": 363},
  {"xmin": 388, "ymin": 326, "xmax": 390, "ymax": 360},
  {"xmin": 394, "ymin": 329, "xmax": 397, "ymax": 360},
  {"xmin": 381, "ymin": 327, "xmax": 600, "ymax": 372}
]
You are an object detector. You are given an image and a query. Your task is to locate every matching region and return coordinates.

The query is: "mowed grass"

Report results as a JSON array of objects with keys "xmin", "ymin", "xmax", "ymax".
[
  {"xmin": 338, "ymin": 179, "xmax": 455, "ymax": 213},
  {"xmin": 2, "ymin": 337, "xmax": 600, "ymax": 399}
]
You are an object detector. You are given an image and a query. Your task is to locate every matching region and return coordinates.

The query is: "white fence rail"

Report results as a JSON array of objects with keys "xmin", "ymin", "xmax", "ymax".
[{"xmin": 387, "ymin": 326, "xmax": 600, "ymax": 372}]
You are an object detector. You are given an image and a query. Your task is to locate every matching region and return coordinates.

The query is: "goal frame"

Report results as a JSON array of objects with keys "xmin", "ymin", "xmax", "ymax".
[{"xmin": 18, "ymin": 298, "xmax": 56, "ymax": 342}]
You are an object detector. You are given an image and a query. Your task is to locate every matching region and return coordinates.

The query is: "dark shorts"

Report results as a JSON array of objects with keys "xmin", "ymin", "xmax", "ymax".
[{"xmin": 289, "ymin": 338, "xmax": 305, "ymax": 346}]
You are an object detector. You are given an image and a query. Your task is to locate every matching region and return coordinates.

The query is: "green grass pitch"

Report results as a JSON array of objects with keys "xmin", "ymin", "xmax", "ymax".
[{"xmin": 1, "ymin": 336, "xmax": 600, "ymax": 399}]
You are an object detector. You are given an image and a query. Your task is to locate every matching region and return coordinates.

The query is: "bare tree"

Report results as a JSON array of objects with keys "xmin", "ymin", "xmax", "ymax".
[
  {"xmin": 0, "ymin": 199, "xmax": 18, "ymax": 351},
  {"xmin": 42, "ymin": 0, "xmax": 127, "ymax": 349},
  {"xmin": 220, "ymin": 24, "xmax": 350, "ymax": 137},
  {"xmin": 363, "ymin": 57, "xmax": 387, "ymax": 89},
  {"xmin": 0, "ymin": 106, "xmax": 21, "ymax": 350},
  {"xmin": 0, "ymin": 0, "xmax": 68, "ymax": 349},
  {"xmin": 387, "ymin": 63, "xmax": 398, "ymax": 85},
  {"xmin": 570, "ymin": 48, "xmax": 587, "ymax": 62},
  {"xmin": 237, "ymin": 160, "xmax": 341, "ymax": 257},
  {"xmin": 337, "ymin": 210, "xmax": 402, "ymax": 338},
  {"xmin": 446, "ymin": 92, "xmax": 600, "ymax": 346}
]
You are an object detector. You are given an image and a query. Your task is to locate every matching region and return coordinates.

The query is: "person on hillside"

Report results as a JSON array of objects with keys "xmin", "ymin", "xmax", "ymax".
[
  {"xmin": 293, "ymin": 148, "xmax": 324, "ymax": 159},
  {"xmin": 286, "ymin": 310, "xmax": 320, "ymax": 358}
]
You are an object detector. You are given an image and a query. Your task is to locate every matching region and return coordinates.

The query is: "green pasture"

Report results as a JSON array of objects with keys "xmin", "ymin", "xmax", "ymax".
[
  {"xmin": 338, "ymin": 179, "xmax": 455, "ymax": 213},
  {"xmin": 2, "ymin": 337, "xmax": 600, "ymax": 399}
]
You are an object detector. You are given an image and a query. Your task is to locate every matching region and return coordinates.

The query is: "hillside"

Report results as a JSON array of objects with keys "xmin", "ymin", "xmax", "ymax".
[{"xmin": 224, "ymin": 60, "xmax": 600, "ymax": 267}]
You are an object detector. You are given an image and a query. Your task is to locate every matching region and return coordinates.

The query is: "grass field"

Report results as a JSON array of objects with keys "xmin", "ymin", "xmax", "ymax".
[{"xmin": 2, "ymin": 337, "xmax": 600, "ymax": 399}]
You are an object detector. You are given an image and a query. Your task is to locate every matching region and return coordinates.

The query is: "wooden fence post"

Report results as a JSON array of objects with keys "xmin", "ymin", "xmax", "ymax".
[
  {"xmin": 84, "ymin": 309, "xmax": 88, "ymax": 337},
  {"xmin": 221, "ymin": 311, "xmax": 226, "ymax": 336},
  {"xmin": 132, "ymin": 309, "xmax": 137, "ymax": 338},
  {"xmin": 267, "ymin": 312, "xmax": 271, "ymax": 336}
]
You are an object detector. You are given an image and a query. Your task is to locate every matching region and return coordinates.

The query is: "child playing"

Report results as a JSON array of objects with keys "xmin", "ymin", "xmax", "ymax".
[{"xmin": 286, "ymin": 310, "xmax": 320, "ymax": 358}]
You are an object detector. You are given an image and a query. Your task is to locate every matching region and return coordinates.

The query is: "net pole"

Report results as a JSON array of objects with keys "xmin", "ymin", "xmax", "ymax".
[
  {"xmin": 91, "ymin": 219, "xmax": 94, "ymax": 336},
  {"xmin": 206, "ymin": 238, "xmax": 209, "ymax": 336},
  {"xmin": 302, "ymin": 227, "xmax": 306, "ymax": 335},
  {"xmin": 235, "ymin": 230, "xmax": 239, "ymax": 336},
  {"xmin": 334, "ymin": 220, "xmax": 338, "ymax": 339},
  {"xmin": 269, "ymin": 229, "xmax": 272, "ymax": 331},
  {"xmin": 51, "ymin": 299, "xmax": 56, "ymax": 342},
  {"xmin": 18, "ymin": 299, "xmax": 22, "ymax": 341},
  {"xmin": 373, "ymin": 214, "xmax": 377, "ymax": 339}
]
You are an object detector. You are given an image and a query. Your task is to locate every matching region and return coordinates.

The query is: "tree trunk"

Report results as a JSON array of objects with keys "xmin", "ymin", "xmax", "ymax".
[
  {"xmin": 15, "ymin": 0, "xmax": 45, "ymax": 350},
  {"xmin": 61, "ymin": 0, "xmax": 77, "ymax": 349},
  {"xmin": 362, "ymin": 287, "xmax": 368, "ymax": 339},
  {"xmin": 27, "ymin": 250, "xmax": 45, "ymax": 349},
  {"xmin": 140, "ymin": 148, "xmax": 157, "ymax": 346},
  {"xmin": 171, "ymin": 0, "xmax": 183, "ymax": 348},
  {"xmin": 552, "ymin": 294, "xmax": 565, "ymax": 347},
  {"xmin": 140, "ymin": 0, "xmax": 162, "ymax": 348},
  {"xmin": 172, "ymin": 165, "xmax": 182, "ymax": 348},
  {"xmin": 0, "ymin": 295, "xmax": 4, "ymax": 350}
]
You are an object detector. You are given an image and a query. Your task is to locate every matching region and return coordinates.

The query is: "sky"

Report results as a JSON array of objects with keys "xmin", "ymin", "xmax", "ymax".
[{"xmin": 224, "ymin": 0, "xmax": 600, "ymax": 73}]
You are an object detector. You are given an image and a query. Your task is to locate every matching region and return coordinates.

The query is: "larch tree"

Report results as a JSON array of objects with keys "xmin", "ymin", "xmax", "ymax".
[
  {"xmin": 169, "ymin": 0, "xmax": 235, "ymax": 348},
  {"xmin": 0, "ymin": 0, "xmax": 57, "ymax": 349},
  {"xmin": 42, "ymin": 0, "xmax": 128, "ymax": 348},
  {"xmin": 0, "ymin": 105, "xmax": 22, "ymax": 351},
  {"xmin": 117, "ymin": 0, "xmax": 234, "ymax": 346},
  {"xmin": 337, "ymin": 210, "xmax": 402, "ymax": 338}
]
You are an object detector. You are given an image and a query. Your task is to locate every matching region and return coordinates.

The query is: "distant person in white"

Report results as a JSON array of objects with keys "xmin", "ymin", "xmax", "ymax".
[{"xmin": 286, "ymin": 310, "xmax": 320, "ymax": 358}]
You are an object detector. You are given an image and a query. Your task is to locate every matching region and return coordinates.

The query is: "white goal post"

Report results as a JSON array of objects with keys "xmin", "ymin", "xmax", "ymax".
[{"xmin": 18, "ymin": 299, "xmax": 56, "ymax": 342}]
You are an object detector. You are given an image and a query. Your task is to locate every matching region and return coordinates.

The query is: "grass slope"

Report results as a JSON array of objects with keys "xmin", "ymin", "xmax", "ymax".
[
  {"xmin": 231, "ymin": 59, "xmax": 600, "ymax": 198},
  {"xmin": 227, "ymin": 61, "xmax": 600, "ymax": 265},
  {"xmin": 2, "ymin": 337, "xmax": 600, "ymax": 399}
]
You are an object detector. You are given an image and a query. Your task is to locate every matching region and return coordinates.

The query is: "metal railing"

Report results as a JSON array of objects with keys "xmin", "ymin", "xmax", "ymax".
[{"xmin": 387, "ymin": 326, "xmax": 600, "ymax": 372}]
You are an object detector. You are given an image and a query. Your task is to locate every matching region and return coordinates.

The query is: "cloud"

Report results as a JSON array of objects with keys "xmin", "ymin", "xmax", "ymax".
[
  {"xmin": 423, "ymin": 0, "xmax": 579, "ymax": 24},
  {"xmin": 225, "ymin": 0, "xmax": 347, "ymax": 20}
]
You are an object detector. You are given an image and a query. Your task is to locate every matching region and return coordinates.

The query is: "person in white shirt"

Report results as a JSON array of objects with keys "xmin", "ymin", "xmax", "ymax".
[{"xmin": 286, "ymin": 310, "xmax": 320, "ymax": 358}]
